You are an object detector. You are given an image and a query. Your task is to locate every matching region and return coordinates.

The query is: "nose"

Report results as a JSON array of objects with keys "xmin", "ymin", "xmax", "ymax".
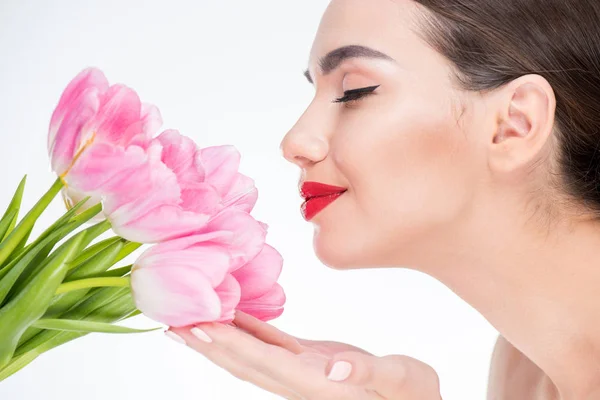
[{"xmin": 280, "ymin": 112, "xmax": 329, "ymax": 169}]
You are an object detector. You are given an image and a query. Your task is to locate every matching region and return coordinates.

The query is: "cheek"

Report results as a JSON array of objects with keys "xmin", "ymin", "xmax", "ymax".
[{"xmin": 333, "ymin": 98, "xmax": 476, "ymax": 236}]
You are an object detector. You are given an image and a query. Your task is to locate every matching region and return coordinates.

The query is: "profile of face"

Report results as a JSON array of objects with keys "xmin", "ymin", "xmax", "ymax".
[{"xmin": 280, "ymin": 0, "xmax": 555, "ymax": 270}]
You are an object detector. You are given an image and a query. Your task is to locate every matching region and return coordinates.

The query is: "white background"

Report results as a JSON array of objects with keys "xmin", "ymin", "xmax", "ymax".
[{"xmin": 0, "ymin": 1, "xmax": 498, "ymax": 399}]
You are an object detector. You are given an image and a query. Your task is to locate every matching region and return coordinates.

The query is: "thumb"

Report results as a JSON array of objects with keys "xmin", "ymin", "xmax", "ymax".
[{"xmin": 325, "ymin": 352, "xmax": 442, "ymax": 400}]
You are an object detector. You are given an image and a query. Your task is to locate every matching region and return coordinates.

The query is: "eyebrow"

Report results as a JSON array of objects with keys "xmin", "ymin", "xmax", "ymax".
[{"xmin": 304, "ymin": 45, "xmax": 394, "ymax": 84}]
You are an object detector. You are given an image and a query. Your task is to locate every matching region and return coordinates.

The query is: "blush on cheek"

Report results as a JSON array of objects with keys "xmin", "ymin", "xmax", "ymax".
[{"xmin": 342, "ymin": 106, "xmax": 472, "ymax": 240}]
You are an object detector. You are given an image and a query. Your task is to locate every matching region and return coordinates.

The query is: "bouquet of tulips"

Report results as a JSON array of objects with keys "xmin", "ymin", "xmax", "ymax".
[{"xmin": 0, "ymin": 68, "xmax": 285, "ymax": 381}]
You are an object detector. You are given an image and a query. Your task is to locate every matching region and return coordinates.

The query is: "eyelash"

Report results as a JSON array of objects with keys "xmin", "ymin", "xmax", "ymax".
[{"xmin": 333, "ymin": 85, "xmax": 380, "ymax": 104}]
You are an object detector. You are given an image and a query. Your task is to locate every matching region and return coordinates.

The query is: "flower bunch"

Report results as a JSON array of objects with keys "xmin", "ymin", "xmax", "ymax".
[{"xmin": 0, "ymin": 68, "xmax": 284, "ymax": 381}]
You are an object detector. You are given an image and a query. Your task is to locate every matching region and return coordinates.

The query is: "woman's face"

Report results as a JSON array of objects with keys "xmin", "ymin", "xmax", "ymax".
[{"xmin": 281, "ymin": 0, "xmax": 487, "ymax": 270}]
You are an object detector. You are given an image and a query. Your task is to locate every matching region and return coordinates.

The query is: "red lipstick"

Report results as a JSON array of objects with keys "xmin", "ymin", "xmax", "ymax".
[{"xmin": 300, "ymin": 182, "xmax": 347, "ymax": 221}]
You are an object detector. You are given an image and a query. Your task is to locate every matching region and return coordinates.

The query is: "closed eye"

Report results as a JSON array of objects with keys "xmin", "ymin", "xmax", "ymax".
[{"xmin": 334, "ymin": 85, "xmax": 380, "ymax": 104}]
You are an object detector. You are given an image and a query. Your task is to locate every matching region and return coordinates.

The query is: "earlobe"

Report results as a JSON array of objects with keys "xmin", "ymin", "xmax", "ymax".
[{"xmin": 489, "ymin": 75, "xmax": 556, "ymax": 173}]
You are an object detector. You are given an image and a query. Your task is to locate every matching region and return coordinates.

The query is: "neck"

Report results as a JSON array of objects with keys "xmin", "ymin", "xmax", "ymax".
[{"xmin": 411, "ymin": 193, "xmax": 600, "ymax": 399}]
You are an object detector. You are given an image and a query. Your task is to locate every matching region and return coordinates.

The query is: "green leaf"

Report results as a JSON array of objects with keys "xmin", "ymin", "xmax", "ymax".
[
  {"xmin": 30, "ymin": 319, "xmax": 158, "ymax": 334},
  {"xmin": 125, "ymin": 309, "xmax": 142, "ymax": 319},
  {"xmin": 31, "ymin": 196, "xmax": 90, "ymax": 245},
  {"xmin": 66, "ymin": 240, "xmax": 124, "ymax": 281},
  {"xmin": 0, "ymin": 227, "xmax": 70, "ymax": 306},
  {"xmin": 7, "ymin": 230, "xmax": 32, "ymax": 262},
  {"xmin": 0, "ymin": 176, "xmax": 26, "ymax": 242},
  {"xmin": 64, "ymin": 287, "xmax": 132, "ymax": 320},
  {"xmin": 0, "ymin": 231, "xmax": 85, "ymax": 370},
  {"xmin": 0, "ymin": 178, "xmax": 63, "ymax": 268},
  {"xmin": 73, "ymin": 217, "xmax": 111, "ymax": 254},
  {"xmin": 55, "ymin": 277, "xmax": 130, "ymax": 295},
  {"xmin": 7, "ymin": 214, "xmax": 108, "ymax": 298},
  {"xmin": 68, "ymin": 236, "xmax": 121, "ymax": 269},
  {"xmin": 0, "ymin": 347, "xmax": 40, "ymax": 382},
  {"xmin": 114, "ymin": 241, "xmax": 142, "ymax": 264},
  {"xmin": 98, "ymin": 265, "xmax": 133, "ymax": 278},
  {"xmin": 4, "ymin": 196, "xmax": 90, "ymax": 267},
  {"xmin": 7, "ymin": 200, "xmax": 103, "ymax": 268},
  {"xmin": 0, "ymin": 210, "xmax": 17, "ymax": 245},
  {"xmin": 0, "ymin": 212, "xmax": 101, "ymax": 306},
  {"xmin": 18, "ymin": 287, "xmax": 127, "ymax": 348},
  {"xmin": 2, "ymin": 293, "xmax": 144, "ymax": 381},
  {"xmin": 45, "ymin": 241, "xmax": 126, "ymax": 317},
  {"xmin": 16, "ymin": 287, "xmax": 136, "ymax": 356}
]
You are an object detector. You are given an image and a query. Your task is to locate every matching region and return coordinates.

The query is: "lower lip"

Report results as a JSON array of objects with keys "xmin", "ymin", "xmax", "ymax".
[{"xmin": 301, "ymin": 192, "xmax": 345, "ymax": 221}]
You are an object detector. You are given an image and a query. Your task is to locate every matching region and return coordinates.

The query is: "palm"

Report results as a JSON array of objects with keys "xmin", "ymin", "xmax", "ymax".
[
  {"xmin": 177, "ymin": 313, "xmax": 440, "ymax": 400},
  {"xmin": 297, "ymin": 339, "xmax": 371, "ymax": 358},
  {"xmin": 232, "ymin": 312, "xmax": 377, "ymax": 399}
]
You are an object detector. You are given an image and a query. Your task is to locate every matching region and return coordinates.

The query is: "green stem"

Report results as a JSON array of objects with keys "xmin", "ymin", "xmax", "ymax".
[{"xmin": 55, "ymin": 277, "xmax": 130, "ymax": 295}]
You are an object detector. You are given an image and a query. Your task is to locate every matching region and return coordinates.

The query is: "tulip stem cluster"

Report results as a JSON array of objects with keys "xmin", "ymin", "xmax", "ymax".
[{"xmin": 0, "ymin": 177, "xmax": 147, "ymax": 382}]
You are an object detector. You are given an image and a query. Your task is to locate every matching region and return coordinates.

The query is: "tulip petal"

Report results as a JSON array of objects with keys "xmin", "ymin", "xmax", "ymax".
[
  {"xmin": 66, "ymin": 142, "xmax": 150, "ymax": 194},
  {"xmin": 88, "ymin": 84, "xmax": 144, "ymax": 146},
  {"xmin": 237, "ymin": 283, "xmax": 285, "ymax": 322},
  {"xmin": 137, "ymin": 231, "xmax": 233, "ymax": 254},
  {"xmin": 215, "ymin": 274, "xmax": 242, "ymax": 323},
  {"xmin": 200, "ymin": 146, "xmax": 240, "ymax": 195},
  {"xmin": 232, "ymin": 244, "xmax": 283, "ymax": 301},
  {"xmin": 157, "ymin": 130, "xmax": 205, "ymax": 183},
  {"xmin": 48, "ymin": 68, "xmax": 108, "ymax": 155},
  {"xmin": 131, "ymin": 265, "xmax": 222, "ymax": 328},
  {"xmin": 155, "ymin": 131, "xmax": 223, "ymax": 215},
  {"xmin": 205, "ymin": 208, "xmax": 266, "ymax": 271},
  {"xmin": 140, "ymin": 103, "xmax": 163, "ymax": 138},
  {"xmin": 110, "ymin": 205, "xmax": 212, "ymax": 243},
  {"xmin": 49, "ymin": 87, "xmax": 102, "ymax": 175},
  {"xmin": 136, "ymin": 241, "xmax": 231, "ymax": 287},
  {"xmin": 221, "ymin": 173, "xmax": 258, "ymax": 212},
  {"xmin": 180, "ymin": 183, "xmax": 222, "ymax": 216},
  {"xmin": 100, "ymin": 142, "xmax": 180, "ymax": 217}
]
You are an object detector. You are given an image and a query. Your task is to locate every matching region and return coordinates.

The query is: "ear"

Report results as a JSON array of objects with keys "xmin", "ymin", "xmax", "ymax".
[{"xmin": 488, "ymin": 74, "xmax": 556, "ymax": 174}]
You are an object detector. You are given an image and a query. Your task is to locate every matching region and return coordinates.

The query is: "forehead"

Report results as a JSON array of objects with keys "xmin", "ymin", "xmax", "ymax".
[{"xmin": 309, "ymin": 0, "xmax": 428, "ymax": 70}]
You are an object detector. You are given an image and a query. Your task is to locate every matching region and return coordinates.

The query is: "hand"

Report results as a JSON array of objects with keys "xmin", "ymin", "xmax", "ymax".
[{"xmin": 168, "ymin": 311, "xmax": 442, "ymax": 400}]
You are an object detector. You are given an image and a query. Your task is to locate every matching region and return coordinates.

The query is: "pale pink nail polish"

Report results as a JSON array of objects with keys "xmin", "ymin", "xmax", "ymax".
[
  {"xmin": 165, "ymin": 330, "xmax": 186, "ymax": 345},
  {"xmin": 191, "ymin": 327, "xmax": 213, "ymax": 343},
  {"xmin": 327, "ymin": 361, "xmax": 352, "ymax": 382}
]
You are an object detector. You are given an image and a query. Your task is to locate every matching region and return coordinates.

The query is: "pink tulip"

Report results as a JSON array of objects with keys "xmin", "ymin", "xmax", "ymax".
[
  {"xmin": 48, "ymin": 68, "xmax": 161, "ymax": 183},
  {"xmin": 48, "ymin": 68, "xmax": 257, "ymax": 243},
  {"xmin": 47, "ymin": 68, "xmax": 162, "ymax": 218},
  {"xmin": 48, "ymin": 67, "xmax": 286, "ymax": 328},
  {"xmin": 199, "ymin": 146, "xmax": 258, "ymax": 212},
  {"xmin": 233, "ymin": 245, "xmax": 286, "ymax": 321},
  {"xmin": 96, "ymin": 131, "xmax": 258, "ymax": 243},
  {"xmin": 130, "ymin": 208, "xmax": 284, "ymax": 327},
  {"xmin": 237, "ymin": 283, "xmax": 286, "ymax": 321}
]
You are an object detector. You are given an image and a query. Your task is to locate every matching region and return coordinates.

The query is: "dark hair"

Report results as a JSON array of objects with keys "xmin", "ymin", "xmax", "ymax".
[{"xmin": 413, "ymin": 0, "xmax": 600, "ymax": 213}]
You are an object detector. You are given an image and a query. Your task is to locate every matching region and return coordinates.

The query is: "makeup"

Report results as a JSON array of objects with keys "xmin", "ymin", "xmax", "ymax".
[
  {"xmin": 334, "ymin": 85, "xmax": 380, "ymax": 103},
  {"xmin": 300, "ymin": 181, "xmax": 347, "ymax": 221}
]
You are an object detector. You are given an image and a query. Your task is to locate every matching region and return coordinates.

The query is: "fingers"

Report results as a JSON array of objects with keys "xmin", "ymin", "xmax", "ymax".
[
  {"xmin": 325, "ymin": 352, "xmax": 442, "ymax": 400},
  {"xmin": 195, "ymin": 323, "xmax": 327, "ymax": 393},
  {"xmin": 168, "ymin": 327, "xmax": 303, "ymax": 400},
  {"xmin": 171, "ymin": 323, "xmax": 330, "ymax": 399},
  {"xmin": 233, "ymin": 310, "xmax": 304, "ymax": 354}
]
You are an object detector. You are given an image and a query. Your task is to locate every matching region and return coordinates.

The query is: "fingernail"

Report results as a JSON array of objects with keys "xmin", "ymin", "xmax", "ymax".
[
  {"xmin": 327, "ymin": 361, "xmax": 353, "ymax": 382},
  {"xmin": 165, "ymin": 330, "xmax": 186, "ymax": 345},
  {"xmin": 191, "ymin": 327, "xmax": 213, "ymax": 343}
]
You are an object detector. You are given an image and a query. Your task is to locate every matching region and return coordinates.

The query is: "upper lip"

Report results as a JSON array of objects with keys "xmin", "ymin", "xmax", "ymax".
[{"xmin": 300, "ymin": 181, "xmax": 347, "ymax": 200}]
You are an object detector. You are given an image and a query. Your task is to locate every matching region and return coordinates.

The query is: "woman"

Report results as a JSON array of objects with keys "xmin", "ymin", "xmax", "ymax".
[{"xmin": 166, "ymin": 0, "xmax": 600, "ymax": 398}]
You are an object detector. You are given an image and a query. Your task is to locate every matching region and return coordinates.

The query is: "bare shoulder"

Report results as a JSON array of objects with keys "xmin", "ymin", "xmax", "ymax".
[{"xmin": 487, "ymin": 335, "xmax": 559, "ymax": 400}]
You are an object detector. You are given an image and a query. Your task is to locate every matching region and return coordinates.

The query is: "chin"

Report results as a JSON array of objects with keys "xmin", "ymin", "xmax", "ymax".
[{"xmin": 312, "ymin": 228, "xmax": 373, "ymax": 270}]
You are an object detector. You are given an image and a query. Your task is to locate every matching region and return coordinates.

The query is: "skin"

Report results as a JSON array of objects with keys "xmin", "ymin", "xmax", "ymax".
[{"xmin": 169, "ymin": 0, "xmax": 600, "ymax": 399}]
